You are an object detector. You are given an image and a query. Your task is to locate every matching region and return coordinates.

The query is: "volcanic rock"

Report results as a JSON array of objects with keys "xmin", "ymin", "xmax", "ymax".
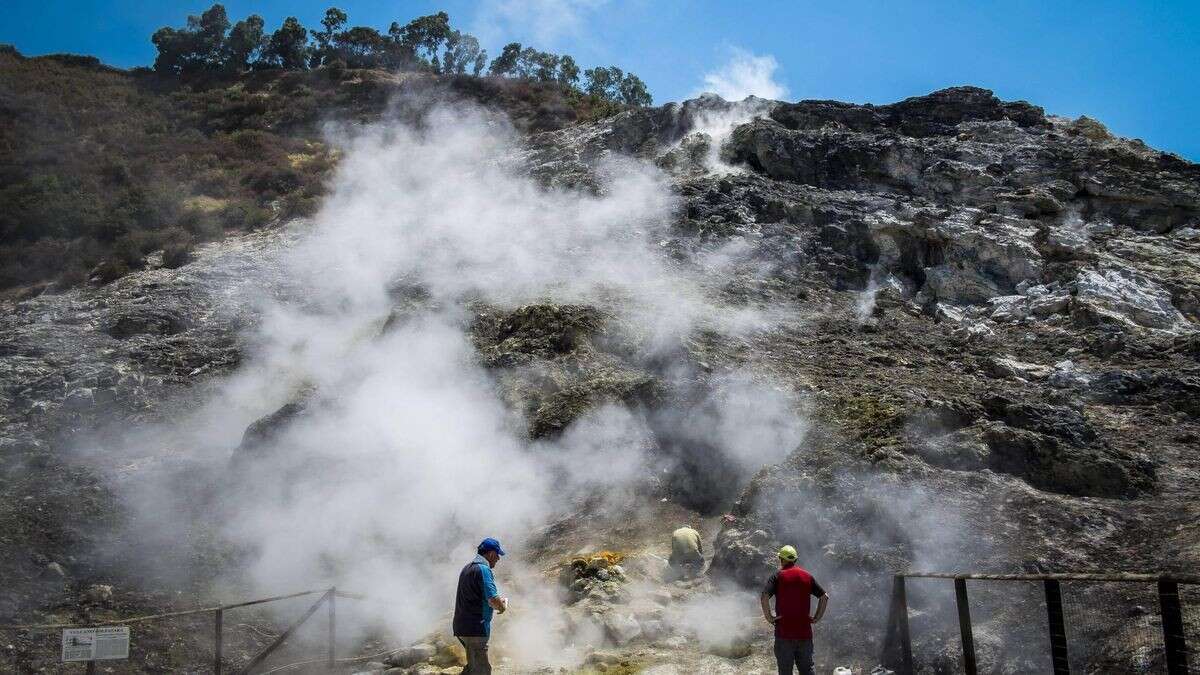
[
  {"xmin": 603, "ymin": 612, "xmax": 642, "ymax": 645},
  {"xmin": 235, "ymin": 398, "xmax": 309, "ymax": 459},
  {"xmin": 1071, "ymin": 268, "xmax": 1187, "ymax": 330},
  {"xmin": 104, "ymin": 306, "xmax": 191, "ymax": 339},
  {"xmin": 385, "ymin": 643, "xmax": 437, "ymax": 668}
]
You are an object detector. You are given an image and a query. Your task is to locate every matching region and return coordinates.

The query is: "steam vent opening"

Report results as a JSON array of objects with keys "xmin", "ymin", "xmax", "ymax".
[{"xmin": 3, "ymin": 7, "xmax": 1200, "ymax": 674}]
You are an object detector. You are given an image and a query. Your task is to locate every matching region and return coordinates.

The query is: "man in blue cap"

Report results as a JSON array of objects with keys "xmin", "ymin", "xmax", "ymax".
[{"xmin": 453, "ymin": 537, "xmax": 508, "ymax": 674}]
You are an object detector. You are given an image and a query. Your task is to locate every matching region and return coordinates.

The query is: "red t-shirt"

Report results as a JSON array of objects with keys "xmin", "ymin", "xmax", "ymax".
[{"xmin": 763, "ymin": 564, "xmax": 826, "ymax": 640}]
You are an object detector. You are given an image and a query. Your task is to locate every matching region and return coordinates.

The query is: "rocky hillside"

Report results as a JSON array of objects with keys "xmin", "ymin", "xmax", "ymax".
[
  {"xmin": 0, "ymin": 46, "xmax": 616, "ymax": 292},
  {"xmin": 531, "ymin": 87, "xmax": 1200, "ymax": 669},
  {"xmin": 1, "ymin": 81, "xmax": 1198, "ymax": 674}
]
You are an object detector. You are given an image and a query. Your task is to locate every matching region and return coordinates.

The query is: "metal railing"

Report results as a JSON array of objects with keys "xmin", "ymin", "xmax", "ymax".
[
  {"xmin": 0, "ymin": 586, "xmax": 371, "ymax": 674},
  {"xmin": 882, "ymin": 572, "xmax": 1198, "ymax": 675}
]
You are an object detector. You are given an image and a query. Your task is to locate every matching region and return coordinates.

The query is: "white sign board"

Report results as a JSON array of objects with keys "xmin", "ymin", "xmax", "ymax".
[{"xmin": 62, "ymin": 626, "xmax": 130, "ymax": 662}]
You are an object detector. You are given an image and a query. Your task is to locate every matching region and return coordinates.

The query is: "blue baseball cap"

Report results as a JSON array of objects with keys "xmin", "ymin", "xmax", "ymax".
[{"xmin": 478, "ymin": 537, "xmax": 505, "ymax": 556}]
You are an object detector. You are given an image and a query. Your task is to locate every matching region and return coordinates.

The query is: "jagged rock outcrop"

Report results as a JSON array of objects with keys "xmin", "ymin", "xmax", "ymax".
[
  {"xmin": 468, "ymin": 303, "xmax": 662, "ymax": 438},
  {"xmin": 898, "ymin": 395, "xmax": 1156, "ymax": 497},
  {"xmin": 235, "ymin": 398, "xmax": 309, "ymax": 460},
  {"xmin": 727, "ymin": 87, "xmax": 1199, "ymax": 233},
  {"xmin": 471, "ymin": 303, "xmax": 604, "ymax": 366},
  {"xmin": 714, "ymin": 92, "xmax": 1200, "ymax": 328},
  {"xmin": 1071, "ymin": 267, "xmax": 1188, "ymax": 329}
]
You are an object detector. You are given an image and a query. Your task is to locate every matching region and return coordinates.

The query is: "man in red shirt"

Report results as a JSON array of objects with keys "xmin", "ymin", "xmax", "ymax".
[{"xmin": 760, "ymin": 545, "xmax": 829, "ymax": 675}]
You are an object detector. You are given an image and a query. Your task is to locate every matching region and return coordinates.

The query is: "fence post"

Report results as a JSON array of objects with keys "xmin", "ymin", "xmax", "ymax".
[
  {"xmin": 954, "ymin": 577, "xmax": 978, "ymax": 675},
  {"xmin": 328, "ymin": 587, "xmax": 336, "ymax": 668},
  {"xmin": 214, "ymin": 608, "xmax": 224, "ymax": 675},
  {"xmin": 881, "ymin": 575, "xmax": 914, "ymax": 674},
  {"xmin": 1044, "ymin": 580, "xmax": 1069, "ymax": 675},
  {"xmin": 1159, "ymin": 579, "xmax": 1189, "ymax": 675}
]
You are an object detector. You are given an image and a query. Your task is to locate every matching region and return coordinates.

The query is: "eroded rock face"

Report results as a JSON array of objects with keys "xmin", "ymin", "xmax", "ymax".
[
  {"xmin": 976, "ymin": 414, "xmax": 1155, "ymax": 499},
  {"xmin": 689, "ymin": 88, "xmax": 1199, "ymax": 331},
  {"xmin": 104, "ymin": 306, "xmax": 192, "ymax": 339},
  {"xmin": 0, "ymin": 230, "xmax": 282, "ymax": 449},
  {"xmin": 728, "ymin": 87, "xmax": 1199, "ymax": 233},
  {"xmin": 1072, "ymin": 268, "xmax": 1187, "ymax": 329},
  {"xmin": 235, "ymin": 399, "xmax": 308, "ymax": 460},
  {"xmin": 468, "ymin": 303, "xmax": 661, "ymax": 438},
  {"xmin": 471, "ymin": 303, "xmax": 604, "ymax": 366}
]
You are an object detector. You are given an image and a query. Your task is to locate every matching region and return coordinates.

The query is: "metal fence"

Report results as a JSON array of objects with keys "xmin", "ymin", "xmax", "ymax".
[
  {"xmin": 882, "ymin": 572, "xmax": 1198, "ymax": 675},
  {"xmin": 0, "ymin": 587, "xmax": 372, "ymax": 674}
]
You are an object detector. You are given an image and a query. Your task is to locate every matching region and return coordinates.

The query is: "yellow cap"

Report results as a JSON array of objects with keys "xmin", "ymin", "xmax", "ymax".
[{"xmin": 778, "ymin": 545, "xmax": 798, "ymax": 562}]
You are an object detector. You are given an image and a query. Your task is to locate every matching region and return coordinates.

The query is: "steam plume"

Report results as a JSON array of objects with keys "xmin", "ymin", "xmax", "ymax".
[
  {"xmin": 696, "ymin": 47, "xmax": 789, "ymax": 101},
  {"xmin": 117, "ymin": 100, "xmax": 809, "ymax": 667}
]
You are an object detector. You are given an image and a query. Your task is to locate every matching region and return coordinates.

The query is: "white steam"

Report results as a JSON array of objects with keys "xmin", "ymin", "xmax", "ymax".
[
  {"xmin": 670, "ymin": 373, "xmax": 807, "ymax": 473},
  {"xmin": 855, "ymin": 265, "xmax": 882, "ymax": 323},
  {"xmin": 671, "ymin": 591, "xmax": 758, "ymax": 650},
  {"xmin": 685, "ymin": 97, "xmax": 775, "ymax": 174},
  {"xmin": 132, "ymin": 101, "xmax": 809, "ymax": 666},
  {"xmin": 681, "ymin": 47, "xmax": 786, "ymax": 174},
  {"xmin": 695, "ymin": 47, "xmax": 789, "ymax": 102},
  {"xmin": 292, "ymin": 109, "xmax": 675, "ymax": 311}
]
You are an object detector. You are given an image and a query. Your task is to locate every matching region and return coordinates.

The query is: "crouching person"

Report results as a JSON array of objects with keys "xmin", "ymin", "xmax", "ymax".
[
  {"xmin": 668, "ymin": 525, "xmax": 705, "ymax": 579},
  {"xmin": 453, "ymin": 538, "xmax": 508, "ymax": 674},
  {"xmin": 760, "ymin": 545, "xmax": 829, "ymax": 675}
]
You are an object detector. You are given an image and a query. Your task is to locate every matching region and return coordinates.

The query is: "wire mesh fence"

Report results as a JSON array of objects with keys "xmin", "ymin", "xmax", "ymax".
[
  {"xmin": 1179, "ymin": 583, "xmax": 1199, "ymax": 672},
  {"xmin": 898, "ymin": 576, "xmax": 962, "ymax": 668},
  {"xmin": 883, "ymin": 573, "xmax": 1197, "ymax": 675},
  {"xmin": 958, "ymin": 579, "xmax": 1052, "ymax": 673},
  {"xmin": 1060, "ymin": 580, "xmax": 1165, "ymax": 673}
]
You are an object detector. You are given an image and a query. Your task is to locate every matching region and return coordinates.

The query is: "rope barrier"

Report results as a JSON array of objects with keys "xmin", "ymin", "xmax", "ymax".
[
  {"xmin": 0, "ymin": 607, "xmax": 222, "ymax": 631},
  {"xmin": 253, "ymin": 646, "xmax": 409, "ymax": 675},
  {"xmin": 0, "ymin": 588, "xmax": 329, "ymax": 631}
]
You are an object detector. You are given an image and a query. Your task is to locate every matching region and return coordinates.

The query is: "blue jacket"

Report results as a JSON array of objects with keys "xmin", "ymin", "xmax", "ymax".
[{"xmin": 452, "ymin": 555, "xmax": 499, "ymax": 637}]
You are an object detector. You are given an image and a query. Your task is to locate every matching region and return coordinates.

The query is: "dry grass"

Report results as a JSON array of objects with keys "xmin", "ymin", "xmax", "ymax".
[{"xmin": 0, "ymin": 47, "xmax": 616, "ymax": 292}]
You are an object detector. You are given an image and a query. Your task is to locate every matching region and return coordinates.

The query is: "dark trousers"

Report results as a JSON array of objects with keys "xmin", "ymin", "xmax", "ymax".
[
  {"xmin": 457, "ymin": 635, "xmax": 490, "ymax": 674},
  {"xmin": 774, "ymin": 638, "xmax": 814, "ymax": 675}
]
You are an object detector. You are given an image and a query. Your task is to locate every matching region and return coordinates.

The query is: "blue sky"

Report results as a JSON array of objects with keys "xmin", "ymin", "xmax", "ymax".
[{"xmin": 4, "ymin": 1, "xmax": 1198, "ymax": 159}]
